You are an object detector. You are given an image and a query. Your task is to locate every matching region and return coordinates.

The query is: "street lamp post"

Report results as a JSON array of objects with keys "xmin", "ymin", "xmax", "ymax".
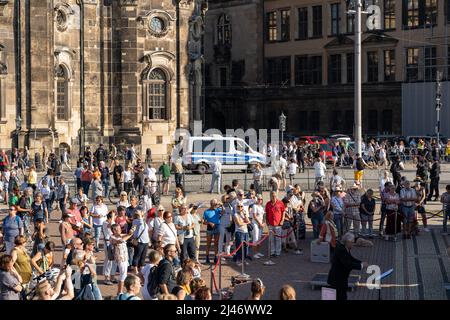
[
  {"xmin": 354, "ymin": 0, "xmax": 362, "ymax": 156},
  {"xmin": 436, "ymin": 71, "xmax": 442, "ymax": 146},
  {"xmin": 279, "ymin": 112, "xmax": 286, "ymax": 157}
]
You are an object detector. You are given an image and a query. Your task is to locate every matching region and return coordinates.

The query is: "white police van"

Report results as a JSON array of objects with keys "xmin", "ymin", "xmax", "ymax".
[{"xmin": 174, "ymin": 136, "xmax": 267, "ymax": 174}]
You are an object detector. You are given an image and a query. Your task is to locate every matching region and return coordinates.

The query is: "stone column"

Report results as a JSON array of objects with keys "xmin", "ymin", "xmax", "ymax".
[
  {"xmin": 83, "ymin": 0, "xmax": 102, "ymax": 142},
  {"xmin": 117, "ymin": 0, "xmax": 141, "ymax": 145}
]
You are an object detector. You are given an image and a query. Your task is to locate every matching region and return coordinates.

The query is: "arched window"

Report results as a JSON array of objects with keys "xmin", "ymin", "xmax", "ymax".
[
  {"xmin": 55, "ymin": 65, "xmax": 69, "ymax": 120},
  {"xmin": 147, "ymin": 69, "xmax": 167, "ymax": 120},
  {"xmin": 217, "ymin": 14, "xmax": 231, "ymax": 45}
]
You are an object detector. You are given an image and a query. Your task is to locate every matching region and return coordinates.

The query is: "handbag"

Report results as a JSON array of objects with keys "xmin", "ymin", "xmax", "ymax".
[
  {"xmin": 247, "ymin": 223, "xmax": 254, "ymax": 232},
  {"xmin": 106, "ymin": 244, "xmax": 115, "ymax": 261},
  {"xmin": 131, "ymin": 224, "xmax": 146, "ymax": 247}
]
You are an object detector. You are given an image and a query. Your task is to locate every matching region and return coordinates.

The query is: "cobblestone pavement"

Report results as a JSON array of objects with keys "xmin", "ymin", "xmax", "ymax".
[{"xmin": 1, "ymin": 164, "xmax": 449, "ymax": 300}]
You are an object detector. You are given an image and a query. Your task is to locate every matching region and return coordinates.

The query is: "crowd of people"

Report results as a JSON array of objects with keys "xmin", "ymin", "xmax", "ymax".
[{"xmin": 0, "ymin": 140, "xmax": 449, "ymax": 301}]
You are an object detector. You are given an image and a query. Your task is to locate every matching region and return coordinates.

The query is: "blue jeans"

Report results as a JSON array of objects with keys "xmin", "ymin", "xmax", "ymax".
[
  {"xmin": 333, "ymin": 213, "xmax": 343, "ymax": 237},
  {"xmin": 59, "ymin": 198, "xmax": 66, "ymax": 216},
  {"xmin": 175, "ymin": 173, "xmax": 183, "ymax": 187},
  {"xmin": 45, "ymin": 199, "xmax": 52, "ymax": 220},
  {"xmin": 443, "ymin": 208, "xmax": 450, "ymax": 233},
  {"xmin": 82, "ymin": 181, "xmax": 91, "ymax": 197},
  {"xmin": 210, "ymin": 173, "xmax": 221, "ymax": 193},
  {"xmin": 102, "ymin": 179, "xmax": 109, "ymax": 197},
  {"xmin": 402, "ymin": 206, "xmax": 415, "ymax": 224},
  {"xmin": 93, "ymin": 224, "xmax": 103, "ymax": 249},
  {"xmin": 234, "ymin": 231, "xmax": 249, "ymax": 262},
  {"xmin": 311, "ymin": 212, "xmax": 324, "ymax": 239}
]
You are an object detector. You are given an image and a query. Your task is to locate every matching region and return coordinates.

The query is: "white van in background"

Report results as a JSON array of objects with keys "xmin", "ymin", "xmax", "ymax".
[{"xmin": 173, "ymin": 136, "xmax": 267, "ymax": 174}]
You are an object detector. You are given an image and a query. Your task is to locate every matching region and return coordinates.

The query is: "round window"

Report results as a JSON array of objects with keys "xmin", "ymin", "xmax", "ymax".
[{"xmin": 150, "ymin": 17, "xmax": 165, "ymax": 34}]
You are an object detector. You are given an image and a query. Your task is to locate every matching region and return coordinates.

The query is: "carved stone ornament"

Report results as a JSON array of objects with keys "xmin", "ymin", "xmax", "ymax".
[
  {"xmin": 54, "ymin": 3, "xmax": 74, "ymax": 33},
  {"xmin": 189, "ymin": 15, "xmax": 203, "ymax": 41},
  {"xmin": 0, "ymin": 62, "xmax": 7, "ymax": 75}
]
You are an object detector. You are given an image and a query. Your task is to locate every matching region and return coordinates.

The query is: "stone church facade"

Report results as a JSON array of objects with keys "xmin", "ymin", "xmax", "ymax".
[{"xmin": 0, "ymin": 0, "xmax": 206, "ymax": 160}]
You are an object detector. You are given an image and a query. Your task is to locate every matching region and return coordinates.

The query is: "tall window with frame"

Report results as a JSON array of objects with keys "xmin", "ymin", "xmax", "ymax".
[
  {"xmin": 266, "ymin": 11, "xmax": 277, "ymax": 42},
  {"xmin": 424, "ymin": 0, "xmax": 437, "ymax": 26},
  {"xmin": 424, "ymin": 46, "xmax": 437, "ymax": 81},
  {"xmin": 368, "ymin": 110, "xmax": 378, "ymax": 133},
  {"xmin": 297, "ymin": 7, "xmax": 308, "ymax": 40},
  {"xmin": 217, "ymin": 14, "xmax": 231, "ymax": 45},
  {"xmin": 406, "ymin": 48, "xmax": 419, "ymax": 82},
  {"xmin": 330, "ymin": 3, "xmax": 340, "ymax": 36},
  {"xmin": 295, "ymin": 56, "xmax": 308, "ymax": 85},
  {"xmin": 382, "ymin": 109, "xmax": 393, "ymax": 133},
  {"xmin": 404, "ymin": 0, "xmax": 419, "ymax": 28},
  {"xmin": 312, "ymin": 5, "xmax": 322, "ymax": 37},
  {"xmin": 384, "ymin": 49, "xmax": 396, "ymax": 81},
  {"xmin": 280, "ymin": 9, "xmax": 290, "ymax": 41},
  {"xmin": 309, "ymin": 111, "xmax": 320, "ymax": 131},
  {"xmin": 310, "ymin": 56, "xmax": 322, "ymax": 85},
  {"xmin": 367, "ymin": 51, "xmax": 379, "ymax": 82},
  {"xmin": 347, "ymin": 53, "xmax": 354, "ymax": 83},
  {"xmin": 447, "ymin": 0, "xmax": 450, "ymax": 24},
  {"xmin": 328, "ymin": 54, "xmax": 342, "ymax": 84},
  {"xmin": 346, "ymin": 2, "xmax": 354, "ymax": 34},
  {"xmin": 147, "ymin": 69, "xmax": 167, "ymax": 120},
  {"xmin": 384, "ymin": 0, "xmax": 396, "ymax": 30},
  {"xmin": 266, "ymin": 57, "xmax": 291, "ymax": 85},
  {"xmin": 56, "ymin": 65, "xmax": 68, "ymax": 121}
]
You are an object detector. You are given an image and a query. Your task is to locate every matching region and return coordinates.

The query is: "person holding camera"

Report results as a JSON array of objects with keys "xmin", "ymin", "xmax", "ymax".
[
  {"xmin": 35, "ymin": 266, "xmax": 74, "ymax": 300},
  {"xmin": 202, "ymin": 199, "xmax": 223, "ymax": 264}
]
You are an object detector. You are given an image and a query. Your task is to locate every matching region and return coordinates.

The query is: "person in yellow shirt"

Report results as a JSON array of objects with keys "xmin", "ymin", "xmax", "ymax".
[
  {"xmin": 445, "ymin": 140, "xmax": 450, "ymax": 162},
  {"xmin": 27, "ymin": 165, "xmax": 38, "ymax": 192}
]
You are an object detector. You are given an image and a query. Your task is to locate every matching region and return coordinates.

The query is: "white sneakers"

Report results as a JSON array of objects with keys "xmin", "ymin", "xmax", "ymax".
[
  {"xmin": 253, "ymin": 253, "xmax": 264, "ymax": 259},
  {"xmin": 423, "ymin": 228, "xmax": 430, "ymax": 232}
]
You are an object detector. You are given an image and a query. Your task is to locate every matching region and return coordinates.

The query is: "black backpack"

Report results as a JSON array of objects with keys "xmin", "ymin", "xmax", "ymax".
[
  {"xmin": 147, "ymin": 264, "xmax": 162, "ymax": 299},
  {"xmin": 356, "ymin": 158, "xmax": 364, "ymax": 171}
]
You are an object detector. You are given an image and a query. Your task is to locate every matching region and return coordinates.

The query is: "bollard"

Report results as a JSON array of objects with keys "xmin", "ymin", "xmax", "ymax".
[
  {"xmin": 307, "ymin": 168, "xmax": 310, "ymax": 191},
  {"xmin": 244, "ymin": 169, "xmax": 248, "ymax": 191},
  {"xmin": 264, "ymin": 230, "xmax": 275, "ymax": 266},
  {"xmin": 219, "ymin": 255, "xmax": 223, "ymax": 300},
  {"xmin": 241, "ymin": 242, "xmax": 245, "ymax": 275},
  {"xmin": 210, "ymin": 267, "xmax": 214, "ymax": 294}
]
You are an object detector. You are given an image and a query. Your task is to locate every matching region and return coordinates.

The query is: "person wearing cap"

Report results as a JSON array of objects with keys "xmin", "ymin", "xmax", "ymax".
[
  {"xmin": 343, "ymin": 183, "xmax": 362, "ymax": 235},
  {"xmin": 331, "ymin": 187, "xmax": 345, "ymax": 238},
  {"xmin": 117, "ymin": 191, "xmax": 130, "ymax": 208}
]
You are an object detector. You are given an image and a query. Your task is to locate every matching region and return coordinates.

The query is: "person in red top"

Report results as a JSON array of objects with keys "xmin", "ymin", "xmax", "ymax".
[
  {"xmin": 66, "ymin": 199, "xmax": 82, "ymax": 236},
  {"xmin": 265, "ymin": 191, "xmax": 285, "ymax": 257},
  {"xmin": 80, "ymin": 163, "xmax": 93, "ymax": 197}
]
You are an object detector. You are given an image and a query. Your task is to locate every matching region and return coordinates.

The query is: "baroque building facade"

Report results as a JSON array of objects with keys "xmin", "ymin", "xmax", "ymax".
[
  {"xmin": 0, "ymin": 0, "xmax": 206, "ymax": 160},
  {"xmin": 205, "ymin": 0, "xmax": 450, "ymax": 137}
]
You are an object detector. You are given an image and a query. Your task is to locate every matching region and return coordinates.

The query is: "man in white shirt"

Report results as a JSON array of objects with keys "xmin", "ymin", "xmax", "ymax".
[
  {"xmin": 279, "ymin": 156, "xmax": 288, "ymax": 190},
  {"xmin": 288, "ymin": 159, "xmax": 298, "ymax": 186},
  {"xmin": 313, "ymin": 157, "xmax": 327, "ymax": 185},
  {"xmin": 210, "ymin": 159, "xmax": 222, "ymax": 194}
]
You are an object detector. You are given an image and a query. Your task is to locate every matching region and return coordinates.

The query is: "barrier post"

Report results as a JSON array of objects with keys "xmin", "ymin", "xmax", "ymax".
[
  {"xmin": 219, "ymin": 256, "xmax": 223, "ymax": 300},
  {"xmin": 264, "ymin": 230, "xmax": 275, "ymax": 265},
  {"xmin": 210, "ymin": 267, "xmax": 214, "ymax": 294},
  {"xmin": 307, "ymin": 168, "xmax": 311, "ymax": 191},
  {"xmin": 241, "ymin": 242, "xmax": 245, "ymax": 275}
]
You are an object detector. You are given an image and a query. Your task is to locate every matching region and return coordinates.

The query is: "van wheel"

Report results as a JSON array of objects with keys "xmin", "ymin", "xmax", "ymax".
[{"xmin": 196, "ymin": 164, "xmax": 208, "ymax": 175}]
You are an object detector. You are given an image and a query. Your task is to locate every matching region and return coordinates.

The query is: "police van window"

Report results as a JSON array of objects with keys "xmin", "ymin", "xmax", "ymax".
[{"xmin": 235, "ymin": 140, "xmax": 250, "ymax": 153}]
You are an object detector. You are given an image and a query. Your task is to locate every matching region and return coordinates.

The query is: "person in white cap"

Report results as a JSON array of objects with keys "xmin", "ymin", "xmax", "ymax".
[{"xmin": 343, "ymin": 183, "xmax": 362, "ymax": 235}]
